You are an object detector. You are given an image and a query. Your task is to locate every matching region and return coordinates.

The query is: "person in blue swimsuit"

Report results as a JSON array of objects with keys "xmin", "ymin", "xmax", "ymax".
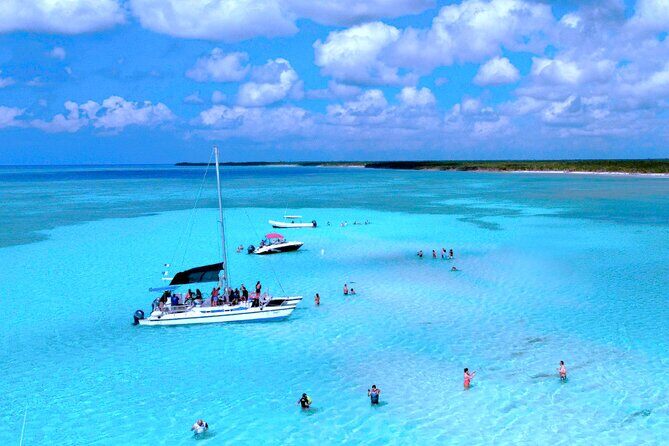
[{"xmin": 368, "ymin": 385, "xmax": 381, "ymax": 405}]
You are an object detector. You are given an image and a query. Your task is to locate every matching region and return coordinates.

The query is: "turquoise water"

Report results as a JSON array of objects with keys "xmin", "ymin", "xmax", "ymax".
[{"xmin": 1, "ymin": 166, "xmax": 668, "ymax": 444}]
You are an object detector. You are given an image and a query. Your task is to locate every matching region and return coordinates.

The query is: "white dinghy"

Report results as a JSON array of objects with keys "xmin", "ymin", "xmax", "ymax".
[
  {"xmin": 269, "ymin": 215, "xmax": 317, "ymax": 228},
  {"xmin": 134, "ymin": 146, "xmax": 302, "ymax": 327}
]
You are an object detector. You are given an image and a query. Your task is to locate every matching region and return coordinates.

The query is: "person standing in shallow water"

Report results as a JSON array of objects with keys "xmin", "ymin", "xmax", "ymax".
[
  {"xmin": 368, "ymin": 385, "xmax": 381, "ymax": 405},
  {"xmin": 558, "ymin": 361, "xmax": 567, "ymax": 381},
  {"xmin": 432, "ymin": 249, "xmax": 437, "ymax": 258},
  {"xmin": 298, "ymin": 393, "xmax": 312, "ymax": 409},
  {"xmin": 314, "ymin": 293, "xmax": 320, "ymax": 305},
  {"xmin": 343, "ymin": 283, "xmax": 349, "ymax": 295},
  {"xmin": 464, "ymin": 368, "xmax": 476, "ymax": 389}
]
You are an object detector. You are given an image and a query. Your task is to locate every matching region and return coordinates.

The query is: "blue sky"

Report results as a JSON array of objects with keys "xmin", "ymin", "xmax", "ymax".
[{"xmin": 0, "ymin": 0, "xmax": 668, "ymax": 164}]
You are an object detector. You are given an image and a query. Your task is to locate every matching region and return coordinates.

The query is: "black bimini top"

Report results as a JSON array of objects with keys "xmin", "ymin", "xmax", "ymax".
[{"xmin": 170, "ymin": 262, "xmax": 223, "ymax": 285}]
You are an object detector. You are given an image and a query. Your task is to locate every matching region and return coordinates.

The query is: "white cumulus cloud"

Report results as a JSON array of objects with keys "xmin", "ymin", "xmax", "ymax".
[
  {"xmin": 474, "ymin": 57, "xmax": 520, "ymax": 86},
  {"xmin": 237, "ymin": 58, "xmax": 301, "ymax": 107},
  {"xmin": 314, "ymin": 22, "xmax": 408, "ymax": 85},
  {"xmin": 130, "ymin": 0, "xmax": 296, "ymax": 42},
  {"xmin": 48, "ymin": 46, "xmax": 67, "ymax": 60},
  {"xmin": 94, "ymin": 96, "xmax": 175, "ymax": 130},
  {"xmin": 195, "ymin": 104, "xmax": 314, "ymax": 140},
  {"xmin": 0, "ymin": 106, "xmax": 23, "ymax": 128},
  {"xmin": 286, "ymin": 0, "xmax": 433, "ymax": 26},
  {"xmin": 31, "ymin": 101, "xmax": 90, "ymax": 133},
  {"xmin": 392, "ymin": 0, "xmax": 553, "ymax": 71},
  {"xmin": 398, "ymin": 86, "xmax": 436, "ymax": 107},
  {"xmin": 29, "ymin": 97, "xmax": 174, "ymax": 133},
  {"xmin": 186, "ymin": 49, "xmax": 249, "ymax": 83},
  {"xmin": 0, "ymin": 0, "xmax": 124, "ymax": 34},
  {"xmin": 0, "ymin": 71, "xmax": 15, "ymax": 88}
]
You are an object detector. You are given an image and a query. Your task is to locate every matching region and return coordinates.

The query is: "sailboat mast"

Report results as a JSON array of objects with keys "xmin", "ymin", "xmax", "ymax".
[{"xmin": 214, "ymin": 145, "xmax": 229, "ymax": 289}]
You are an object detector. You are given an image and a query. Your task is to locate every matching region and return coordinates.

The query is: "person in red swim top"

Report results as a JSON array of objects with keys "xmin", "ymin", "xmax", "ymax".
[
  {"xmin": 463, "ymin": 368, "xmax": 476, "ymax": 389},
  {"xmin": 558, "ymin": 361, "xmax": 567, "ymax": 381}
]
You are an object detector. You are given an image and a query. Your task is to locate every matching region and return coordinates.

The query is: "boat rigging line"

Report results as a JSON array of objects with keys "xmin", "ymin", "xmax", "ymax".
[{"xmin": 168, "ymin": 149, "xmax": 214, "ymax": 273}]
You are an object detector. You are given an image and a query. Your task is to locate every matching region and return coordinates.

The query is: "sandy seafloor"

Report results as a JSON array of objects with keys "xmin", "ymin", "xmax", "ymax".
[{"xmin": 0, "ymin": 165, "xmax": 667, "ymax": 445}]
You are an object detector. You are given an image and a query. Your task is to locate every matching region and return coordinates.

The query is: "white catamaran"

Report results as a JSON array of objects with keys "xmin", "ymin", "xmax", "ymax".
[{"xmin": 134, "ymin": 146, "xmax": 303, "ymax": 326}]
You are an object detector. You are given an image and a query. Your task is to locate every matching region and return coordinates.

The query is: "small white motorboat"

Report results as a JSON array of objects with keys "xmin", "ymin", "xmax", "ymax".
[
  {"xmin": 248, "ymin": 233, "xmax": 303, "ymax": 255},
  {"xmin": 269, "ymin": 215, "xmax": 317, "ymax": 228}
]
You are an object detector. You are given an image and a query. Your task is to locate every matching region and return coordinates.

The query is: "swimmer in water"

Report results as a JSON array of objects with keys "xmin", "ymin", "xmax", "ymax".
[
  {"xmin": 451, "ymin": 266, "xmax": 458, "ymax": 271},
  {"xmin": 314, "ymin": 293, "xmax": 320, "ymax": 306},
  {"xmin": 298, "ymin": 393, "xmax": 312, "ymax": 409},
  {"xmin": 417, "ymin": 250, "xmax": 423, "ymax": 258},
  {"xmin": 191, "ymin": 419, "xmax": 208, "ymax": 434},
  {"xmin": 350, "ymin": 288, "xmax": 356, "ymax": 295},
  {"xmin": 432, "ymin": 249, "xmax": 437, "ymax": 258},
  {"xmin": 558, "ymin": 360, "xmax": 567, "ymax": 381},
  {"xmin": 449, "ymin": 248, "xmax": 454, "ymax": 259},
  {"xmin": 343, "ymin": 283, "xmax": 349, "ymax": 295},
  {"xmin": 464, "ymin": 368, "xmax": 476, "ymax": 389},
  {"xmin": 441, "ymin": 248, "xmax": 446, "ymax": 259},
  {"xmin": 368, "ymin": 385, "xmax": 381, "ymax": 405}
]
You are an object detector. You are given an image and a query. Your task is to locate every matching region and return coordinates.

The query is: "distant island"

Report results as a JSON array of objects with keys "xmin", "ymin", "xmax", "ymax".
[{"xmin": 176, "ymin": 159, "xmax": 669, "ymax": 174}]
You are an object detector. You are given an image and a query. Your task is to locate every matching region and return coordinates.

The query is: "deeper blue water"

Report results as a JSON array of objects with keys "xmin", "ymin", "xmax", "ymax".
[{"xmin": 1, "ymin": 166, "xmax": 668, "ymax": 445}]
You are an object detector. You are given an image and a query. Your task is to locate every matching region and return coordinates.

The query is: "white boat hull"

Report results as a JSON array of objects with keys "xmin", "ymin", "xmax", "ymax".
[
  {"xmin": 138, "ymin": 297, "xmax": 302, "ymax": 326},
  {"xmin": 254, "ymin": 241, "xmax": 303, "ymax": 255},
  {"xmin": 269, "ymin": 220, "xmax": 315, "ymax": 228}
]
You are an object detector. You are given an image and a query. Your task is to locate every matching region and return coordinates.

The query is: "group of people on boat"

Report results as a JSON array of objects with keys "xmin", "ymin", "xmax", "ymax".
[{"xmin": 155, "ymin": 281, "xmax": 266, "ymax": 310}]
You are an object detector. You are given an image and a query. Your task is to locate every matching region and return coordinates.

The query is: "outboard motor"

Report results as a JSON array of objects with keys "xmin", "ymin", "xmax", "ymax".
[
  {"xmin": 133, "ymin": 309, "xmax": 145, "ymax": 325},
  {"xmin": 312, "ymin": 220, "xmax": 317, "ymax": 227},
  {"xmin": 247, "ymin": 245, "xmax": 256, "ymax": 254}
]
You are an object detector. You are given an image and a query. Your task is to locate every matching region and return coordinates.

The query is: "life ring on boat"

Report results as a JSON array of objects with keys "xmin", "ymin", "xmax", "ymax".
[{"xmin": 133, "ymin": 309, "xmax": 145, "ymax": 325}]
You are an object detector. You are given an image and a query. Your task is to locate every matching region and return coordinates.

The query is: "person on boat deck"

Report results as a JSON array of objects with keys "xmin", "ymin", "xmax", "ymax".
[
  {"xmin": 298, "ymin": 393, "xmax": 312, "ymax": 409},
  {"xmin": 464, "ymin": 368, "xmax": 476, "ymax": 389},
  {"xmin": 256, "ymin": 281, "xmax": 262, "ymax": 296},
  {"xmin": 185, "ymin": 289, "xmax": 193, "ymax": 302},
  {"xmin": 241, "ymin": 284, "xmax": 249, "ymax": 302},
  {"xmin": 195, "ymin": 289, "xmax": 202, "ymax": 300},
  {"xmin": 315, "ymin": 293, "xmax": 320, "ymax": 305},
  {"xmin": 368, "ymin": 385, "xmax": 381, "ymax": 405},
  {"xmin": 233, "ymin": 288, "xmax": 240, "ymax": 305},
  {"xmin": 343, "ymin": 283, "xmax": 349, "ymax": 295},
  {"xmin": 210, "ymin": 287, "xmax": 219, "ymax": 307}
]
